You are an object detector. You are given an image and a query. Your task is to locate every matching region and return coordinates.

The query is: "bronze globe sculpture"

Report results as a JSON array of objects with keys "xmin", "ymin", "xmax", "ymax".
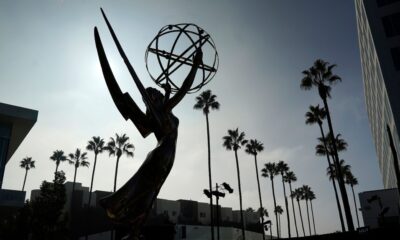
[
  {"xmin": 145, "ymin": 23, "xmax": 218, "ymax": 93},
  {"xmin": 94, "ymin": 9, "xmax": 218, "ymax": 240}
]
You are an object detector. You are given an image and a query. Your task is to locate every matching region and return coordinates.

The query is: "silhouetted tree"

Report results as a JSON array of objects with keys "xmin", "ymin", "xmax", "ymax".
[
  {"xmin": 292, "ymin": 188, "xmax": 306, "ymax": 237},
  {"xmin": 68, "ymin": 148, "xmax": 89, "ymax": 194},
  {"xmin": 284, "ymin": 171, "xmax": 299, "ymax": 238},
  {"xmin": 20, "ymin": 157, "xmax": 35, "ymax": 191},
  {"xmin": 301, "ymin": 59, "xmax": 354, "ymax": 231},
  {"xmin": 306, "ymin": 104, "xmax": 345, "ymax": 232},
  {"xmin": 309, "ymin": 190, "xmax": 317, "ymax": 235},
  {"xmin": 245, "ymin": 139, "xmax": 266, "ymax": 240},
  {"xmin": 194, "ymin": 89, "xmax": 220, "ymax": 240},
  {"xmin": 50, "ymin": 150, "xmax": 67, "ymax": 174},
  {"xmin": 274, "ymin": 205, "xmax": 283, "ymax": 237},
  {"xmin": 30, "ymin": 171, "xmax": 68, "ymax": 240},
  {"xmin": 86, "ymin": 136, "xmax": 105, "ymax": 207},
  {"xmin": 277, "ymin": 161, "xmax": 291, "ymax": 238},
  {"xmin": 345, "ymin": 171, "xmax": 360, "ymax": 228},
  {"xmin": 105, "ymin": 133, "xmax": 134, "ymax": 192},
  {"xmin": 301, "ymin": 185, "xmax": 312, "ymax": 236},
  {"xmin": 262, "ymin": 162, "xmax": 279, "ymax": 238},
  {"xmin": 223, "ymin": 128, "xmax": 248, "ymax": 240}
]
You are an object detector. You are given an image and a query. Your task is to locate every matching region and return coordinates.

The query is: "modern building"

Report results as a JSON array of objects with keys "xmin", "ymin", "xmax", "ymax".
[
  {"xmin": 31, "ymin": 182, "xmax": 265, "ymax": 239},
  {"xmin": 355, "ymin": 0, "xmax": 400, "ymax": 188},
  {"xmin": 359, "ymin": 188, "xmax": 399, "ymax": 228},
  {"xmin": 0, "ymin": 102, "xmax": 38, "ymax": 208}
]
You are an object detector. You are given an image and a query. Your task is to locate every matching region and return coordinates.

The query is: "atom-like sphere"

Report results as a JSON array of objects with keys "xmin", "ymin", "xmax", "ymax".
[{"xmin": 145, "ymin": 23, "xmax": 218, "ymax": 93}]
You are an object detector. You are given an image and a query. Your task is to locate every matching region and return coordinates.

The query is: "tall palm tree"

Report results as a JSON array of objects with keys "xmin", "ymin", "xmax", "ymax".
[
  {"xmin": 345, "ymin": 171, "xmax": 360, "ymax": 228},
  {"xmin": 276, "ymin": 161, "xmax": 291, "ymax": 238},
  {"xmin": 301, "ymin": 185, "xmax": 312, "ymax": 236},
  {"xmin": 261, "ymin": 162, "xmax": 279, "ymax": 239},
  {"xmin": 20, "ymin": 157, "xmax": 35, "ymax": 191},
  {"xmin": 284, "ymin": 171, "xmax": 299, "ymax": 238},
  {"xmin": 223, "ymin": 128, "xmax": 248, "ymax": 240},
  {"xmin": 274, "ymin": 205, "xmax": 284, "ymax": 237},
  {"xmin": 292, "ymin": 188, "xmax": 306, "ymax": 237},
  {"xmin": 105, "ymin": 133, "xmax": 134, "ymax": 192},
  {"xmin": 245, "ymin": 139, "xmax": 266, "ymax": 240},
  {"xmin": 68, "ymin": 148, "xmax": 89, "ymax": 195},
  {"xmin": 194, "ymin": 89, "xmax": 220, "ymax": 240},
  {"xmin": 301, "ymin": 59, "xmax": 354, "ymax": 231},
  {"xmin": 309, "ymin": 190, "xmax": 317, "ymax": 235},
  {"xmin": 306, "ymin": 105, "xmax": 345, "ymax": 232},
  {"xmin": 326, "ymin": 159, "xmax": 351, "ymax": 181},
  {"xmin": 86, "ymin": 136, "xmax": 105, "ymax": 208},
  {"xmin": 50, "ymin": 150, "xmax": 67, "ymax": 173}
]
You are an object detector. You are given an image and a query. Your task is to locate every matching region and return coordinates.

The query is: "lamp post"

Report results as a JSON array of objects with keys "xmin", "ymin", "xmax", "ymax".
[
  {"xmin": 204, "ymin": 182, "xmax": 233, "ymax": 240},
  {"xmin": 264, "ymin": 220, "xmax": 272, "ymax": 240}
]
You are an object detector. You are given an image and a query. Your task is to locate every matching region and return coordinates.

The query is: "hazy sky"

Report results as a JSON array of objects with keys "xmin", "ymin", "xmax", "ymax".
[{"xmin": 0, "ymin": 0, "xmax": 383, "ymax": 237}]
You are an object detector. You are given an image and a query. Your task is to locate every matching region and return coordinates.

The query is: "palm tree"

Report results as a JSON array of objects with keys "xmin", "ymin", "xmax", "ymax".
[
  {"xmin": 326, "ymin": 159, "xmax": 351, "ymax": 182},
  {"xmin": 50, "ymin": 150, "xmax": 67, "ymax": 173},
  {"xmin": 345, "ymin": 171, "xmax": 360, "ymax": 228},
  {"xmin": 306, "ymin": 105, "xmax": 345, "ymax": 232},
  {"xmin": 194, "ymin": 89, "xmax": 220, "ymax": 240},
  {"xmin": 20, "ymin": 157, "xmax": 35, "ymax": 191},
  {"xmin": 223, "ymin": 128, "xmax": 248, "ymax": 240},
  {"xmin": 245, "ymin": 139, "xmax": 266, "ymax": 240},
  {"xmin": 284, "ymin": 171, "xmax": 299, "ymax": 238},
  {"xmin": 292, "ymin": 188, "xmax": 306, "ymax": 237},
  {"xmin": 86, "ymin": 136, "xmax": 105, "ymax": 208},
  {"xmin": 274, "ymin": 205, "xmax": 284, "ymax": 237},
  {"xmin": 68, "ymin": 148, "xmax": 89, "ymax": 195},
  {"xmin": 301, "ymin": 59, "xmax": 354, "ymax": 231},
  {"xmin": 276, "ymin": 161, "xmax": 291, "ymax": 238},
  {"xmin": 301, "ymin": 185, "xmax": 312, "ymax": 236},
  {"xmin": 309, "ymin": 190, "xmax": 317, "ymax": 235},
  {"xmin": 105, "ymin": 133, "xmax": 134, "ymax": 192},
  {"xmin": 261, "ymin": 162, "xmax": 279, "ymax": 238}
]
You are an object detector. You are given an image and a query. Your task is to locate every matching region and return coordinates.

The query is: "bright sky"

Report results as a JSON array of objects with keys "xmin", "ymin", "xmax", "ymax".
[{"xmin": 0, "ymin": 0, "xmax": 383, "ymax": 237}]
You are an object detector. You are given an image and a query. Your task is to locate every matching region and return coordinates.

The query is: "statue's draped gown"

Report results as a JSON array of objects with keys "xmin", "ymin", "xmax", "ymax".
[{"xmin": 100, "ymin": 105, "xmax": 179, "ymax": 229}]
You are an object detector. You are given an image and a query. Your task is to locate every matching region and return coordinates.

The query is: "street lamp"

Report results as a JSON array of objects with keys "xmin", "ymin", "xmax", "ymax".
[
  {"xmin": 263, "ymin": 220, "xmax": 272, "ymax": 240},
  {"xmin": 203, "ymin": 182, "xmax": 233, "ymax": 240}
]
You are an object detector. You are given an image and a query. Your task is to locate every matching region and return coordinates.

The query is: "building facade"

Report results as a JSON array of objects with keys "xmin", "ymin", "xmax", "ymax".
[
  {"xmin": 359, "ymin": 188, "xmax": 399, "ymax": 228},
  {"xmin": 355, "ymin": 0, "xmax": 400, "ymax": 188}
]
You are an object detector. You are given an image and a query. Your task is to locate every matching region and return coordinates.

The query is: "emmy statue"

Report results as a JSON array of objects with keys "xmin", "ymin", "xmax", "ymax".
[{"xmin": 94, "ymin": 8, "xmax": 218, "ymax": 240}]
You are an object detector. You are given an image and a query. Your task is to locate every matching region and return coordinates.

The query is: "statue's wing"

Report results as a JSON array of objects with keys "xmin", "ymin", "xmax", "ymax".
[
  {"xmin": 94, "ymin": 27, "xmax": 151, "ymax": 138},
  {"xmin": 100, "ymin": 8, "xmax": 162, "ymax": 128}
]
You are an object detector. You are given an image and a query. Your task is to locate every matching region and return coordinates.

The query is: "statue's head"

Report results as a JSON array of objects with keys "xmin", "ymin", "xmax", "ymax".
[{"xmin": 145, "ymin": 87, "xmax": 164, "ymax": 107}]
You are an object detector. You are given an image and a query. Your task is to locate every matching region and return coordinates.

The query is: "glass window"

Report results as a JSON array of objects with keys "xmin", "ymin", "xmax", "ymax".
[
  {"xmin": 382, "ymin": 13, "xmax": 400, "ymax": 37},
  {"xmin": 391, "ymin": 47, "xmax": 400, "ymax": 70}
]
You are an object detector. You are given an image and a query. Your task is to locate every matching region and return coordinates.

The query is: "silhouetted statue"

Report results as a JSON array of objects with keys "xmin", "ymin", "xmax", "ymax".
[{"xmin": 94, "ymin": 8, "xmax": 218, "ymax": 240}]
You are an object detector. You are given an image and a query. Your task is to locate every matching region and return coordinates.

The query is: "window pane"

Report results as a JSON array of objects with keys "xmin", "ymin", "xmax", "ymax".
[
  {"xmin": 377, "ymin": 0, "xmax": 400, "ymax": 7},
  {"xmin": 391, "ymin": 47, "xmax": 400, "ymax": 70}
]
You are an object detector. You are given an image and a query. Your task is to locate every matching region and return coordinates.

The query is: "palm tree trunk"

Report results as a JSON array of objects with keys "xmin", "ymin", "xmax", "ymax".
[
  {"xmin": 321, "ymin": 96, "xmax": 354, "ymax": 231},
  {"xmin": 297, "ymin": 199, "xmax": 306, "ymax": 237},
  {"xmin": 271, "ymin": 178, "xmax": 279, "ymax": 239},
  {"xmin": 305, "ymin": 200, "xmax": 311, "ymax": 235},
  {"xmin": 254, "ymin": 155, "xmax": 265, "ymax": 240},
  {"xmin": 234, "ymin": 150, "xmax": 246, "ymax": 240},
  {"xmin": 351, "ymin": 184, "xmax": 360, "ymax": 228},
  {"xmin": 72, "ymin": 166, "xmax": 78, "ymax": 194},
  {"xmin": 55, "ymin": 163, "xmax": 59, "ymax": 173},
  {"xmin": 206, "ymin": 113, "xmax": 215, "ymax": 240},
  {"xmin": 86, "ymin": 153, "xmax": 99, "ymax": 240},
  {"xmin": 310, "ymin": 200, "xmax": 317, "ymax": 235},
  {"xmin": 289, "ymin": 183, "xmax": 299, "ymax": 237},
  {"xmin": 318, "ymin": 123, "xmax": 346, "ymax": 232},
  {"xmin": 281, "ymin": 179, "xmax": 291, "ymax": 238},
  {"xmin": 88, "ymin": 153, "xmax": 98, "ymax": 207},
  {"xmin": 22, "ymin": 169, "xmax": 28, "ymax": 191},
  {"xmin": 114, "ymin": 156, "xmax": 121, "ymax": 192}
]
